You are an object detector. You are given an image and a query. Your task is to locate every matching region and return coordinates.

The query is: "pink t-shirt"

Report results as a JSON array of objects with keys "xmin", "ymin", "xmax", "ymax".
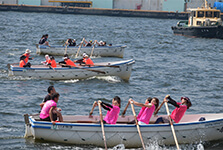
[
  {"xmin": 40, "ymin": 100, "xmax": 57, "ymax": 119},
  {"xmin": 103, "ymin": 105, "xmax": 120, "ymax": 124},
  {"xmin": 137, "ymin": 105, "xmax": 155, "ymax": 124},
  {"xmin": 170, "ymin": 102, "xmax": 187, "ymax": 123}
]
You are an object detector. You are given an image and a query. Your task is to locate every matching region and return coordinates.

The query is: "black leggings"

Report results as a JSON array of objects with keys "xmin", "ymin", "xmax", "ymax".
[{"xmin": 40, "ymin": 113, "xmax": 57, "ymax": 121}]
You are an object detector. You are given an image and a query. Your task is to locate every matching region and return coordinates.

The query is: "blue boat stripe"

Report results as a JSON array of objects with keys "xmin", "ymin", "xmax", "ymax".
[
  {"xmin": 29, "ymin": 117, "xmax": 223, "ymax": 128},
  {"xmin": 11, "ymin": 59, "xmax": 135, "ymax": 71}
]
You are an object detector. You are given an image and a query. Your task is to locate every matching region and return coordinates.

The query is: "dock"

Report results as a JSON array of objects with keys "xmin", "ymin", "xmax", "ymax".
[{"xmin": 0, "ymin": 4, "xmax": 190, "ymax": 19}]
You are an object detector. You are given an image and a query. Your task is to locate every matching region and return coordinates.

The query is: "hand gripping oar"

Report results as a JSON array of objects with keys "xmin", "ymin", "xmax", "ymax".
[
  {"xmin": 154, "ymin": 95, "xmax": 169, "ymax": 115},
  {"xmin": 130, "ymin": 101, "xmax": 146, "ymax": 150},
  {"xmin": 98, "ymin": 101, "xmax": 107, "ymax": 150},
  {"xmin": 90, "ymin": 42, "xmax": 96, "ymax": 57},
  {"xmin": 121, "ymin": 101, "xmax": 130, "ymax": 117},
  {"xmin": 165, "ymin": 102, "xmax": 180, "ymax": 150},
  {"xmin": 75, "ymin": 38, "xmax": 85, "ymax": 58},
  {"xmin": 154, "ymin": 101, "xmax": 165, "ymax": 115}
]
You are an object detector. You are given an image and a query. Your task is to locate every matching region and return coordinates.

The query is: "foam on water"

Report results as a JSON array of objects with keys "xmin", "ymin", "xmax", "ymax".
[{"xmin": 95, "ymin": 76, "xmax": 122, "ymax": 83}]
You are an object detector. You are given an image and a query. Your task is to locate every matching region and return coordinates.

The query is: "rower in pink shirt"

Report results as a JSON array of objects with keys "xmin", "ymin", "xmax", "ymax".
[
  {"xmin": 155, "ymin": 95, "xmax": 192, "ymax": 124},
  {"xmin": 129, "ymin": 97, "xmax": 159, "ymax": 125},
  {"xmin": 90, "ymin": 96, "xmax": 121, "ymax": 124}
]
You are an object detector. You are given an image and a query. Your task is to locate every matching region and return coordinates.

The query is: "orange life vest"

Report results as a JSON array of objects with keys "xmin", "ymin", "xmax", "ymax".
[
  {"xmin": 50, "ymin": 60, "xmax": 57, "ymax": 68},
  {"xmin": 19, "ymin": 60, "xmax": 26, "ymax": 67},
  {"xmin": 83, "ymin": 58, "xmax": 94, "ymax": 66},
  {"xmin": 65, "ymin": 59, "xmax": 76, "ymax": 67},
  {"xmin": 23, "ymin": 53, "xmax": 30, "ymax": 63}
]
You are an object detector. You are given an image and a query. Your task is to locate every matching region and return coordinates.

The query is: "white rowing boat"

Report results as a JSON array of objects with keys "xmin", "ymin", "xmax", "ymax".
[
  {"xmin": 36, "ymin": 44, "xmax": 127, "ymax": 58},
  {"xmin": 8, "ymin": 59, "xmax": 135, "ymax": 81},
  {"xmin": 24, "ymin": 113, "xmax": 223, "ymax": 148}
]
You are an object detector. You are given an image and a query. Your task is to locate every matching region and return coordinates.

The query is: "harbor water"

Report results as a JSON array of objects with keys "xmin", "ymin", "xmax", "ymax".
[{"xmin": 0, "ymin": 11, "xmax": 222, "ymax": 149}]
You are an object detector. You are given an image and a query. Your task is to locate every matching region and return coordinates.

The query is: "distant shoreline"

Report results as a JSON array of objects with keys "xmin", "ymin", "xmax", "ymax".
[{"xmin": 0, "ymin": 4, "xmax": 190, "ymax": 20}]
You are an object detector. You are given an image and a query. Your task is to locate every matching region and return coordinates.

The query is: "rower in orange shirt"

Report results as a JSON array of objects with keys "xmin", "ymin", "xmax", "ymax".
[
  {"xmin": 22, "ymin": 49, "xmax": 33, "ymax": 63},
  {"xmin": 19, "ymin": 55, "xmax": 31, "ymax": 68},
  {"xmin": 82, "ymin": 53, "xmax": 94, "ymax": 66},
  {"xmin": 59, "ymin": 54, "xmax": 76, "ymax": 67},
  {"xmin": 48, "ymin": 56, "xmax": 57, "ymax": 68}
]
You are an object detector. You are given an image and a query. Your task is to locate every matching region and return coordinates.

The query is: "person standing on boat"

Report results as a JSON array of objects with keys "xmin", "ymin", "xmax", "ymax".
[
  {"xmin": 91, "ymin": 96, "xmax": 121, "ymax": 124},
  {"xmin": 128, "ymin": 97, "xmax": 159, "ymax": 125},
  {"xmin": 39, "ymin": 92, "xmax": 63, "ymax": 124},
  {"xmin": 22, "ymin": 49, "xmax": 33, "ymax": 64},
  {"xmin": 48, "ymin": 56, "xmax": 57, "ymax": 68},
  {"xmin": 154, "ymin": 96, "xmax": 192, "ymax": 124}
]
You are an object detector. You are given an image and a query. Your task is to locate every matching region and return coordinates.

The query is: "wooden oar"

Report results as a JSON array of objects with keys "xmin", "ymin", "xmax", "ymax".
[
  {"xmin": 59, "ymin": 64, "xmax": 106, "ymax": 74},
  {"xmin": 165, "ymin": 102, "xmax": 180, "ymax": 150},
  {"xmin": 121, "ymin": 101, "xmax": 130, "ymax": 117},
  {"xmin": 98, "ymin": 101, "xmax": 107, "ymax": 150},
  {"xmin": 89, "ymin": 101, "xmax": 97, "ymax": 116},
  {"xmin": 93, "ymin": 64, "xmax": 119, "ymax": 68},
  {"xmin": 49, "ymin": 65, "xmax": 56, "ymax": 71},
  {"xmin": 154, "ymin": 95, "xmax": 170, "ymax": 115},
  {"xmin": 154, "ymin": 101, "xmax": 165, "ymax": 115},
  {"xmin": 75, "ymin": 38, "xmax": 85, "ymax": 58},
  {"xmin": 64, "ymin": 45, "xmax": 68, "ymax": 54},
  {"xmin": 130, "ymin": 101, "xmax": 146, "ymax": 150},
  {"xmin": 90, "ymin": 42, "xmax": 96, "ymax": 57}
]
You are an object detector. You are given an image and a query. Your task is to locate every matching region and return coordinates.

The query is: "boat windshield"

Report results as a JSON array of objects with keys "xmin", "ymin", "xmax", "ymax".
[
  {"xmin": 205, "ymin": 11, "xmax": 213, "ymax": 18},
  {"xmin": 197, "ymin": 11, "xmax": 204, "ymax": 17},
  {"xmin": 214, "ymin": 11, "xmax": 220, "ymax": 18}
]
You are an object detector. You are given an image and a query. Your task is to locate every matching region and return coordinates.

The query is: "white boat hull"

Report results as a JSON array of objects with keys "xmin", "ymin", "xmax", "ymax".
[
  {"xmin": 36, "ymin": 44, "xmax": 127, "ymax": 58},
  {"xmin": 8, "ymin": 59, "xmax": 135, "ymax": 81},
  {"xmin": 24, "ymin": 113, "xmax": 223, "ymax": 148}
]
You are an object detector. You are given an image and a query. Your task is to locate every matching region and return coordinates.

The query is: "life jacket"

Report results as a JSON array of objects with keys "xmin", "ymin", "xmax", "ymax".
[
  {"xmin": 50, "ymin": 60, "xmax": 57, "ymax": 68},
  {"xmin": 19, "ymin": 60, "xmax": 26, "ymax": 67},
  {"xmin": 23, "ymin": 53, "xmax": 30, "ymax": 63},
  {"xmin": 65, "ymin": 59, "xmax": 76, "ymax": 67},
  {"xmin": 83, "ymin": 58, "xmax": 94, "ymax": 66}
]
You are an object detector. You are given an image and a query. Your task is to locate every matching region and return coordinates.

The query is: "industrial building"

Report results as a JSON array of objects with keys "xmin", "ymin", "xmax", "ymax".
[{"xmin": 0, "ymin": 0, "xmax": 221, "ymax": 12}]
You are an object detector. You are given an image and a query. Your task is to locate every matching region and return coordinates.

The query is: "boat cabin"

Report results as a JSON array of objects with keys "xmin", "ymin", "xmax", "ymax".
[{"xmin": 188, "ymin": 7, "xmax": 222, "ymax": 27}]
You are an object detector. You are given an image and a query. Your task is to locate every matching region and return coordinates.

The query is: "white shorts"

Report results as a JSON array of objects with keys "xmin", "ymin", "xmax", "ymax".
[{"xmin": 138, "ymin": 121, "xmax": 147, "ymax": 125}]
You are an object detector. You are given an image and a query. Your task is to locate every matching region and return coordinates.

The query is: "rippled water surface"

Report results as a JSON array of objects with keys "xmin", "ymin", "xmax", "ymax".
[{"xmin": 0, "ymin": 11, "xmax": 222, "ymax": 150}]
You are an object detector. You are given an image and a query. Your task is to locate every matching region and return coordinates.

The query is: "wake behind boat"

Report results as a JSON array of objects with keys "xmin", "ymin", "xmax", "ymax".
[
  {"xmin": 24, "ymin": 113, "xmax": 223, "ymax": 148},
  {"xmin": 8, "ymin": 59, "xmax": 135, "ymax": 81},
  {"xmin": 36, "ymin": 44, "xmax": 127, "ymax": 58}
]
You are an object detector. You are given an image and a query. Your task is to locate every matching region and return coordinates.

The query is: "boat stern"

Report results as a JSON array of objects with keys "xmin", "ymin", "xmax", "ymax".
[{"xmin": 24, "ymin": 114, "xmax": 33, "ymax": 138}]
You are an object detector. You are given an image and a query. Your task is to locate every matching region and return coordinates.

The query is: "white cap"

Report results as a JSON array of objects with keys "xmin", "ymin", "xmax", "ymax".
[
  {"xmin": 63, "ymin": 57, "xmax": 68, "ymax": 59},
  {"xmin": 25, "ymin": 49, "xmax": 31, "ymax": 53},
  {"xmin": 83, "ymin": 53, "xmax": 87, "ymax": 57}
]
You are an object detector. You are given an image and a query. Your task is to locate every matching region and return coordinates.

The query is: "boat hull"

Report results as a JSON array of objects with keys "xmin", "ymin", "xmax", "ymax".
[
  {"xmin": 171, "ymin": 25, "xmax": 223, "ymax": 39},
  {"xmin": 25, "ymin": 114, "xmax": 223, "ymax": 148},
  {"xmin": 36, "ymin": 45, "xmax": 127, "ymax": 58},
  {"xmin": 8, "ymin": 59, "xmax": 135, "ymax": 81}
]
